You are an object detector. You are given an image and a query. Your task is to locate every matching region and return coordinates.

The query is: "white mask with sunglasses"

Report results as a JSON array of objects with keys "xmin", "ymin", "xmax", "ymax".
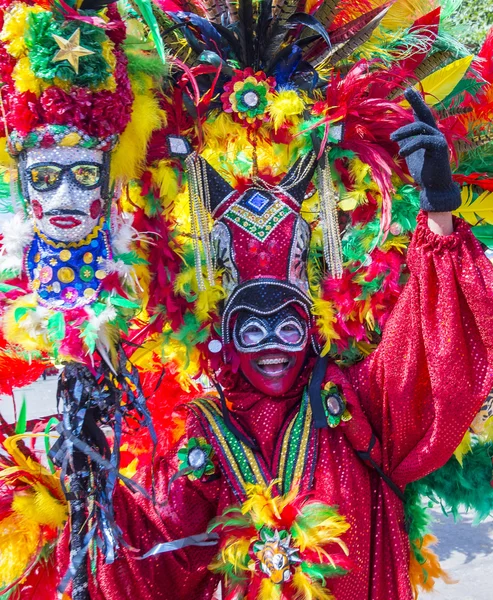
[{"xmin": 21, "ymin": 146, "xmax": 109, "ymax": 243}]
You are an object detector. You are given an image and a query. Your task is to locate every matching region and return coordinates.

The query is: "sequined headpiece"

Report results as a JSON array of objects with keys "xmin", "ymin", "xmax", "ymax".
[{"xmin": 179, "ymin": 146, "xmax": 324, "ymax": 348}]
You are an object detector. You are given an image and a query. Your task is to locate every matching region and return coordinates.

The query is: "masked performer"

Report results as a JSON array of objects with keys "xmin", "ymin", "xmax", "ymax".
[
  {"xmin": 0, "ymin": 0, "xmax": 165, "ymax": 596},
  {"xmin": 4, "ymin": 0, "xmax": 493, "ymax": 599},
  {"xmin": 47, "ymin": 1, "xmax": 493, "ymax": 598}
]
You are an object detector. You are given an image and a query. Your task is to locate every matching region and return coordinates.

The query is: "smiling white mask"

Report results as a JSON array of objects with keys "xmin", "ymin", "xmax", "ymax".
[{"xmin": 21, "ymin": 146, "xmax": 110, "ymax": 243}]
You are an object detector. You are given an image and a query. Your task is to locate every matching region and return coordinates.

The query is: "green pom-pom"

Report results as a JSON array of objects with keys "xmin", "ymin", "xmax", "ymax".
[{"xmin": 25, "ymin": 14, "xmax": 112, "ymax": 88}]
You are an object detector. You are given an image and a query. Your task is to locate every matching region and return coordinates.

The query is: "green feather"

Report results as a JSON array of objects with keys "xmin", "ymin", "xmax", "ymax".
[
  {"xmin": 14, "ymin": 397, "xmax": 27, "ymax": 435},
  {"xmin": 130, "ymin": 0, "xmax": 167, "ymax": 64},
  {"xmin": 412, "ymin": 439, "xmax": 493, "ymax": 524}
]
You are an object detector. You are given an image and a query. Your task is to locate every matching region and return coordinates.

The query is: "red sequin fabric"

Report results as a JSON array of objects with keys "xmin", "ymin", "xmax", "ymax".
[{"xmin": 58, "ymin": 213, "xmax": 493, "ymax": 599}]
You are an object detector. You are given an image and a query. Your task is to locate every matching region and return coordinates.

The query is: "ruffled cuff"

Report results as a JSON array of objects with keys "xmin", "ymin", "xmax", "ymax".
[{"xmin": 412, "ymin": 210, "xmax": 472, "ymax": 253}]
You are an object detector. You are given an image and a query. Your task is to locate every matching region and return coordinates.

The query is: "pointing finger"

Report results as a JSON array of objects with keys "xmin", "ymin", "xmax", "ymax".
[{"xmin": 404, "ymin": 87, "xmax": 437, "ymax": 129}]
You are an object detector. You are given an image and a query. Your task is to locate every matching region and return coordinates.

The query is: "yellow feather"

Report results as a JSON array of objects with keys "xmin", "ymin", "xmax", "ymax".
[
  {"xmin": 2, "ymin": 434, "xmax": 65, "ymax": 501},
  {"xmin": 195, "ymin": 284, "xmax": 226, "ymax": 322},
  {"xmin": 453, "ymin": 431, "xmax": 472, "ymax": 466},
  {"xmin": 311, "ymin": 298, "xmax": 340, "ymax": 356},
  {"xmin": 292, "ymin": 570, "xmax": 334, "ymax": 600},
  {"xmin": 403, "ymin": 55, "xmax": 474, "ymax": 106},
  {"xmin": 409, "ymin": 534, "xmax": 455, "ymax": 598},
  {"xmin": 380, "ymin": 0, "xmax": 434, "ymax": 31},
  {"xmin": 0, "ymin": 139, "xmax": 14, "ymax": 167},
  {"xmin": 220, "ymin": 537, "xmax": 252, "ymax": 573},
  {"xmin": 259, "ymin": 578, "xmax": 282, "ymax": 600},
  {"xmin": 120, "ymin": 181, "xmax": 148, "ymax": 213},
  {"xmin": 268, "ymin": 90, "xmax": 305, "ymax": 132},
  {"xmin": 0, "ymin": 513, "xmax": 40, "ymax": 587},
  {"xmin": 111, "ymin": 84, "xmax": 164, "ymax": 181},
  {"xmin": 242, "ymin": 482, "xmax": 281, "ymax": 527},
  {"xmin": 292, "ymin": 516, "xmax": 349, "ymax": 555},
  {"xmin": 481, "ymin": 416, "xmax": 493, "ymax": 441},
  {"xmin": 2, "ymin": 297, "xmax": 51, "ymax": 353},
  {"xmin": 150, "ymin": 161, "xmax": 180, "ymax": 210},
  {"xmin": 12, "ymin": 483, "xmax": 68, "ymax": 529},
  {"xmin": 454, "ymin": 186, "xmax": 493, "ymax": 226}
]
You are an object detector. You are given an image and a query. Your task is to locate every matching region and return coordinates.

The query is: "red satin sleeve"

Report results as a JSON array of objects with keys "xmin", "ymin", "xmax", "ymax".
[
  {"xmin": 57, "ymin": 411, "xmax": 223, "ymax": 600},
  {"xmin": 347, "ymin": 211, "xmax": 493, "ymax": 488}
]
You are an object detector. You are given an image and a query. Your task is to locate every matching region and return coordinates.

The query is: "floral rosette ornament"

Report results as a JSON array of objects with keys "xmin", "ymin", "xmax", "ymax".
[
  {"xmin": 321, "ymin": 383, "xmax": 352, "ymax": 428},
  {"xmin": 208, "ymin": 483, "xmax": 351, "ymax": 599},
  {"xmin": 221, "ymin": 68, "xmax": 276, "ymax": 129},
  {"xmin": 177, "ymin": 437, "xmax": 215, "ymax": 481}
]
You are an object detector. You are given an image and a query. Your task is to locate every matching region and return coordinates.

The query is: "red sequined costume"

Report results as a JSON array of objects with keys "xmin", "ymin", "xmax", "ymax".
[{"xmin": 58, "ymin": 212, "xmax": 493, "ymax": 599}]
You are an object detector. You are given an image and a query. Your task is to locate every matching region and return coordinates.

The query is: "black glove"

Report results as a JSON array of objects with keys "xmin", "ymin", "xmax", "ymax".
[{"xmin": 390, "ymin": 88, "xmax": 461, "ymax": 212}]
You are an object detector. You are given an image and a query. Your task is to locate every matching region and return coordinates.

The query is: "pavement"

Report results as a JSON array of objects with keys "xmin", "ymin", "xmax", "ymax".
[{"xmin": 2, "ymin": 377, "xmax": 493, "ymax": 599}]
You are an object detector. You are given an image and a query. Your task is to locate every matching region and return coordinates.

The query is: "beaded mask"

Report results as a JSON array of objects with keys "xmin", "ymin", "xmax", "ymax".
[
  {"xmin": 20, "ymin": 146, "xmax": 112, "ymax": 310},
  {"xmin": 20, "ymin": 146, "xmax": 110, "ymax": 243},
  {"xmin": 184, "ymin": 150, "xmax": 318, "ymax": 347}
]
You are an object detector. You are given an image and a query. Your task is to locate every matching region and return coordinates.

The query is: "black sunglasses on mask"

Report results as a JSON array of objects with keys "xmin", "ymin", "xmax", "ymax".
[{"xmin": 27, "ymin": 162, "xmax": 103, "ymax": 192}]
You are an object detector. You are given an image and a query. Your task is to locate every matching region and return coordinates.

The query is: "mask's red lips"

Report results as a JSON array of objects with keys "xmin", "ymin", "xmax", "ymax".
[{"xmin": 49, "ymin": 216, "xmax": 82, "ymax": 229}]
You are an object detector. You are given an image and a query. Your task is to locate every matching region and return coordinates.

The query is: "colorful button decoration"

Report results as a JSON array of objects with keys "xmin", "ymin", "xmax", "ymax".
[
  {"xmin": 80, "ymin": 265, "xmax": 94, "ymax": 282},
  {"xmin": 39, "ymin": 265, "xmax": 53, "ymax": 284},
  {"xmin": 62, "ymin": 286, "xmax": 79, "ymax": 303},
  {"xmin": 59, "ymin": 249, "xmax": 72, "ymax": 262},
  {"xmin": 57, "ymin": 266, "xmax": 75, "ymax": 283},
  {"xmin": 26, "ymin": 227, "xmax": 110, "ymax": 309}
]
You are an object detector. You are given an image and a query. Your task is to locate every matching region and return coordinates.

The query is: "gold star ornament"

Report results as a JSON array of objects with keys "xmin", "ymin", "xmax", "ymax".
[{"xmin": 52, "ymin": 29, "xmax": 94, "ymax": 74}]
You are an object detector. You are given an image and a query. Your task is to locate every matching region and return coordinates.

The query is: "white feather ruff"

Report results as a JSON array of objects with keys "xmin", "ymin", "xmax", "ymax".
[{"xmin": 0, "ymin": 213, "xmax": 33, "ymax": 273}]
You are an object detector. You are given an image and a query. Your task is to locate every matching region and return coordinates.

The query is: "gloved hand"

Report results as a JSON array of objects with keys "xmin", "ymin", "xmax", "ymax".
[{"xmin": 390, "ymin": 88, "xmax": 461, "ymax": 212}]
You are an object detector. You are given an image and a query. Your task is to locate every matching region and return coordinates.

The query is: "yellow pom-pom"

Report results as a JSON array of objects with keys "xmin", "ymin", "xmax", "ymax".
[
  {"xmin": 0, "ymin": 5, "xmax": 43, "ymax": 58},
  {"xmin": 268, "ymin": 90, "xmax": 305, "ymax": 132},
  {"xmin": 12, "ymin": 56, "xmax": 42, "ymax": 95}
]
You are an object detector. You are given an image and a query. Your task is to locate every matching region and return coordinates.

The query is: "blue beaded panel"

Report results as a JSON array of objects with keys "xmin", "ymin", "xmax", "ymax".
[{"xmin": 26, "ymin": 226, "xmax": 110, "ymax": 310}]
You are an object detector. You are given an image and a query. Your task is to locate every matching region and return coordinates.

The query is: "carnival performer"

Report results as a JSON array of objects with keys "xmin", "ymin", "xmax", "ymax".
[
  {"xmin": 3, "ymin": 0, "xmax": 493, "ymax": 599},
  {"xmin": 0, "ymin": 0, "xmax": 166, "ymax": 596},
  {"xmin": 51, "ymin": 0, "xmax": 493, "ymax": 598}
]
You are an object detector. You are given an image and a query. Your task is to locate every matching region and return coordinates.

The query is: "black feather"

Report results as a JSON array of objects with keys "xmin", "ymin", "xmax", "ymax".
[
  {"xmin": 79, "ymin": 0, "xmax": 115, "ymax": 10},
  {"xmin": 210, "ymin": 21, "xmax": 243, "ymax": 62},
  {"xmin": 239, "ymin": 0, "xmax": 254, "ymax": 66},
  {"xmin": 286, "ymin": 13, "xmax": 331, "ymax": 49},
  {"xmin": 255, "ymin": 0, "xmax": 273, "ymax": 70}
]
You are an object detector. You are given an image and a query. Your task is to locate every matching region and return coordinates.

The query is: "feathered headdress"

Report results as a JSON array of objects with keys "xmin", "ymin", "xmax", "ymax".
[{"xmin": 131, "ymin": 0, "xmax": 493, "ymax": 378}]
